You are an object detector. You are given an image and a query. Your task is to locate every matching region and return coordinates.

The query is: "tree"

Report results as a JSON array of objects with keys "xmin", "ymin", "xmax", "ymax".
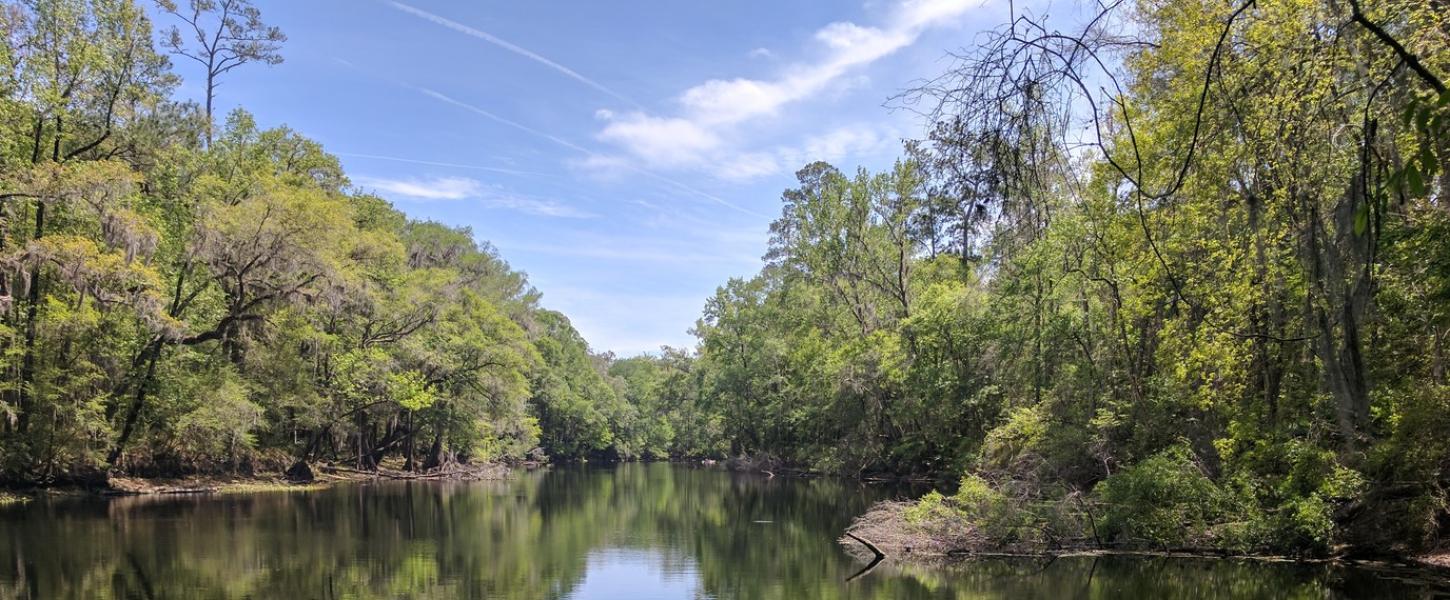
[
  {"xmin": 155, "ymin": 0, "xmax": 284, "ymax": 144},
  {"xmin": 1, "ymin": 0, "xmax": 173, "ymax": 454}
]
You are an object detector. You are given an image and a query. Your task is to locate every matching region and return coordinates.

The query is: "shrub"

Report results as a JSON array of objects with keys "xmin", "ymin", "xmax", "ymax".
[
  {"xmin": 1095, "ymin": 445, "xmax": 1228, "ymax": 547},
  {"xmin": 904, "ymin": 474, "xmax": 1039, "ymax": 545},
  {"xmin": 980, "ymin": 406, "xmax": 1046, "ymax": 474},
  {"xmin": 172, "ymin": 378, "xmax": 262, "ymax": 468}
]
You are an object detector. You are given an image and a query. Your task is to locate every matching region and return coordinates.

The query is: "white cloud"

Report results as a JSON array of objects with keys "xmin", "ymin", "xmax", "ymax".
[
  {"xmin": 417, "ymin": 87, "xmax": 767, "ymax": 217},
  {"xmin": 814, "ymin": 22, "xmax": 901, "ymax": 53},
  {"xmin": 754, "ymin": 124, "xmax": 900, "ymax": 178},
  {"xmin": 355, "ymin": 175, "xmax": 483, "ymax": 200},
  {"xmin": 680, "ymin": 78, "xmax": 789, "ymax": 125},
  {"xmin": 715, "ymin": 152, "xmax": 781, "ymax": 181},
  {"xmin": 895, "ymin": 0, "xmax": 979, "ymax": 29},
  {"xmin": 799, "ymin": 125, "xmax": 896, "ymax": 163},
  {"xmin": 596, "ymin": 114, "xmax": 722, "ymax": 166},
  {"xmin": 748, "ymin": 47, "xmax": 775, "ymax": 59},
  {"xmin": 590, "ymin": 0, "xmax": 976, "ymax": 180},
  {"xmin": 583, "ymin": 120, "xmax": 900, "ymax": 183}
]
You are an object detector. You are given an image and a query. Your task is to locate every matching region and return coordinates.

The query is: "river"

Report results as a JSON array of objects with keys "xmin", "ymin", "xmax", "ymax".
[{"xmin": 0, "ymin": 463, "xmax": 1442, "ymax": 598}]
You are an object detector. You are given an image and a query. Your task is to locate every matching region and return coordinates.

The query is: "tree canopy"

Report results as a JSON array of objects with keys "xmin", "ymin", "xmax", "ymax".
[
  {"xmin": 0, "ymin": 0, "xmax": 640, "ymax": 481},
  {"xmin": 614, "ymin": 0, "xmax": 1450, "ymax": 556},
  {"xmin": 2, "ymin": 0, "xmax": 1448, "ymax": 558}
]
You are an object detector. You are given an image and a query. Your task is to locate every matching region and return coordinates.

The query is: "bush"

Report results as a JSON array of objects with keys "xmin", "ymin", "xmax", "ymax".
[
  {"xmin": 1095, "ymin": 445, "xmax": 1228, "ymax": 548},
  {"xmin": 903, "ymin": 474, "xmax": 1039, "ymax": 545},
  {"xmin": 980, "ymin": 406, "xmax": 1046, "ymax": 474},
  {"xmin": 171, "ymin": 378, "xmax": 262, "ymax": 469}
]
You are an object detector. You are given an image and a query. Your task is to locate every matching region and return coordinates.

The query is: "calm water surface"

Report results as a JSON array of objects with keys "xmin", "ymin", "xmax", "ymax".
[{"xmin": 1, "ymin": 463, "xmax": 1444, "ymax": 599}]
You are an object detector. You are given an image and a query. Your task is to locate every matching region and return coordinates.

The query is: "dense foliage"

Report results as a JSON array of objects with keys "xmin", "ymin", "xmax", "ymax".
[
  {"xmin": 3, "ymin": 0, "xmax": 1449, "ymax": 558},
  {"xmin": 0, "ymin": 0, "xmax": 648, "ymax": 481},
  {"xmin": 618, "ymin": 0, "xmax": 1450, "ymax": 555}
]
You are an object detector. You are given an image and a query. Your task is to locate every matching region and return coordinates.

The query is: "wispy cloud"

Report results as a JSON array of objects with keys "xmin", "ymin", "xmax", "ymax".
[
  {"xmin": 503, "ymin": 241, "xmax": 754, "ymax": 266},
  {"xmin": 416, "ymin": 87, "xmax": 768, "ymax": 218},
  {"xmin": 419, "ymin": 87, "xmax": 595, "ymax": 154},
  {"xmin": 332, "ymin": 46, "xmax": 765, "ymax": 218},
  {"xmin": 387, "ymin": 1, "xmax": 640, "ymax": 108},
  {"xmin": 530, "ymin": 285, "xmax": 714, "ymax": 355},
  {"xmin": 355, "ymin": 175, "xmax": 483, "ymax": 200},
  {"xmin": 596, "ymin": 121, "xmax": 900, "ymax": 183},
  {"xmin": 337, "ymin": 151, "xmax": 550, "ymax": 177},
  {"xmin": 354, "ymin": 174, "xmax": 594, "ymax": 218},
  {"xmin": 591, "ymin": 0, "xmax": 976, "ymax": 180},
  {"xmin": 481, "ymin": 193, "xmax": 596, "ymax": 219}
]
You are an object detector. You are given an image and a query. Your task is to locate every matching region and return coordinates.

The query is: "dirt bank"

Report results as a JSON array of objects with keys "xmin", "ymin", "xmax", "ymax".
[
  {"xmin": 2, "ymin": 461, "xmax": 517, "ymax": 502},
  {"xmin": 839, "ymin": 499, "xmax": 1450, "ymax": 580}
]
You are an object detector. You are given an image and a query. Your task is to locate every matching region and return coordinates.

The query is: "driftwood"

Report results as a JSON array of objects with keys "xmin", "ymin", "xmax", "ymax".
[
  {"xmin": 844, "ymin": 531, "xmax": 887, "ymax": 582},
  {"xmin": 104, "ymin": 476, "xmax": 218, "ymax": 496},
  {"xmin": 318, "ymin": 463, "xmax": 508, "ymax": 481}
]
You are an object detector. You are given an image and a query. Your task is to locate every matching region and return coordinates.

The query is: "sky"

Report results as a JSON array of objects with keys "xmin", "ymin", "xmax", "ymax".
[{"xmin": 158, "ymin": 0, "xmax": 1012, "ymax": 356}]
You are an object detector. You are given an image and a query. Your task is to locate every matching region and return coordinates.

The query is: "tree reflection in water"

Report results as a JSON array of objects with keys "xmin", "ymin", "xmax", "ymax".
[{"xmin": 0, "ymin": 464, "xmax": 1441, "ymax": 599}]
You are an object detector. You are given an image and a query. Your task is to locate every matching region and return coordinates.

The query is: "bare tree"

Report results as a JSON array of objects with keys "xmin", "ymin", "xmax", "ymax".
[{"xmin": 156, "ymin": 0, "xmax": 284, "ymax": 144}]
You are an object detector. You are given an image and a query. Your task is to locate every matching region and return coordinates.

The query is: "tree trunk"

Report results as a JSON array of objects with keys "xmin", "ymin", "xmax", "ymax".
[
  {"xmin": 422, "ymin": 423, "xmax": 446, "ymax": 471},
  {"xmin": 107, "ymin": 341, "xmax": 162, "ymax": 468},
  {"xmin": 204, "ymin": 66, "xmax": 215, "ymax": 146},
  {"xmin": 15, "ymin": 199, "xmax": 46, "ymax": 434},
  {"xmin": 403, "ymin": 411, "xmax": 416, "ymax": 471},
  {"xmin": 356, "ymin": 411, "xmax": 370, "ymax": 469},
  {"xmin": 1304, "ymin": 181, "xmax": 1374, "ymax": 451}
]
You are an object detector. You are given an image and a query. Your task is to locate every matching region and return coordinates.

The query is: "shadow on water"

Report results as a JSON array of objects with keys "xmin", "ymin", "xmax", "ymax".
[{"xmin": 0, "ymin": 463, "xmax": 1444, "ymax": 599}]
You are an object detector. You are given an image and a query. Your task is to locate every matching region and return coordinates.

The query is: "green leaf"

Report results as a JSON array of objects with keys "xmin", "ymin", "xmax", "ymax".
[
  {"xmin": 1353, "ymin": 202, "xmax": 1368, "ymax": 236},
  {"xmin": 1405, "ymin": 164, "xmax": 1426, "ymax": 196}
]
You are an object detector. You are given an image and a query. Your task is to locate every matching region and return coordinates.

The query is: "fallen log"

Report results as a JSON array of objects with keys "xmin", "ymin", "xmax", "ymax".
[
  {"xmin": 844, "ymin": 531, "xmax": 887, "ymax": 582},
  {"xmin": 317, "ymin": 463, "xmax": 508, "ymax": 481}
]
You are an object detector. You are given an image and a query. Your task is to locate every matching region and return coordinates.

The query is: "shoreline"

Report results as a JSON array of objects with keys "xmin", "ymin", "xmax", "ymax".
[
  {"xmin": 839, "ymin": 499, "xmax": 1450, "ymax": 577},
  {"xmin": 838, "ymin": 537, "xmax": 1450, "ymax": 589},
  {"xmin": 8, "ymin": 462, "xmax": 1448, "ymax": 578},
  {"xmin": 0, "ymin": 461, "xmax": 519, "ymax": 502}
]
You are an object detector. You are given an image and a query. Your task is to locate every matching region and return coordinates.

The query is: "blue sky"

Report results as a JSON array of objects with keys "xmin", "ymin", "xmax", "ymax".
[{"xmin": 160, "ymin": 0, "xmax": 1010, "ymax": 356}]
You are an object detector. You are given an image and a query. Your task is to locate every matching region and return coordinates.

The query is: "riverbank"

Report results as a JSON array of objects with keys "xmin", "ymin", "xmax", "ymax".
[
  {"xmin": 716, "ymin": 454, "xmax": 942, "ymax": 483},
  {"xmin": 0, "ymin": 461, "xmax": 516, "ymax": 502},
  {"xmin": 838, "ymin": 500, "xmax": 1450, "ymax": 578}
]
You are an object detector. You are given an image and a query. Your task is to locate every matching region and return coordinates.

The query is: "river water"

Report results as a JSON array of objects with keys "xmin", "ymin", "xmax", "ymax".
[{"xmin": 0, "ymin": 463, "xmax": 1442, "ymax": 598}]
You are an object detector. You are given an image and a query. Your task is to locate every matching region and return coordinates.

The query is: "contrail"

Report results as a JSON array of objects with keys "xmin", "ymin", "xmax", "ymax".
[
  {"xmin": 417, "ymin": 88, "xmax": 768, "ymax": 218},
  {"xmin": 334, "ymin": 151, "xmax": 549, "ymax": 177},
  {"xmin": 418, "ymin": 87, "xmax": 596, "ymax": 154},
  {"xmin": 388, "ymin": 1, "xmax": 641, "ymax": 109}
]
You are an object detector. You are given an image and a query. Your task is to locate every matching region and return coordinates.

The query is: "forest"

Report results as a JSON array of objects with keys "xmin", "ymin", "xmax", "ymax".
[
  {"xmin": 2, "ymin": 0, "xmax": 1449, "ymax": 559},
  {"xmin": 612, "ymin": 0, "xmax": 1450, "ymax": 556},
  {"xmin": 0, "ymin": 0, "xmax": 677, "ymax": 483}
]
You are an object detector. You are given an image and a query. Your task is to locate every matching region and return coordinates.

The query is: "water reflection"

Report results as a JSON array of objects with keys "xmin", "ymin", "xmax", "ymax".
[
  {"xmin": 0, "ymin": 463, "xmax": 1443, "ymax": 599},
  {"xmin": 566, "ymin": 549, "xmax": 700, "ymax": 600}
]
